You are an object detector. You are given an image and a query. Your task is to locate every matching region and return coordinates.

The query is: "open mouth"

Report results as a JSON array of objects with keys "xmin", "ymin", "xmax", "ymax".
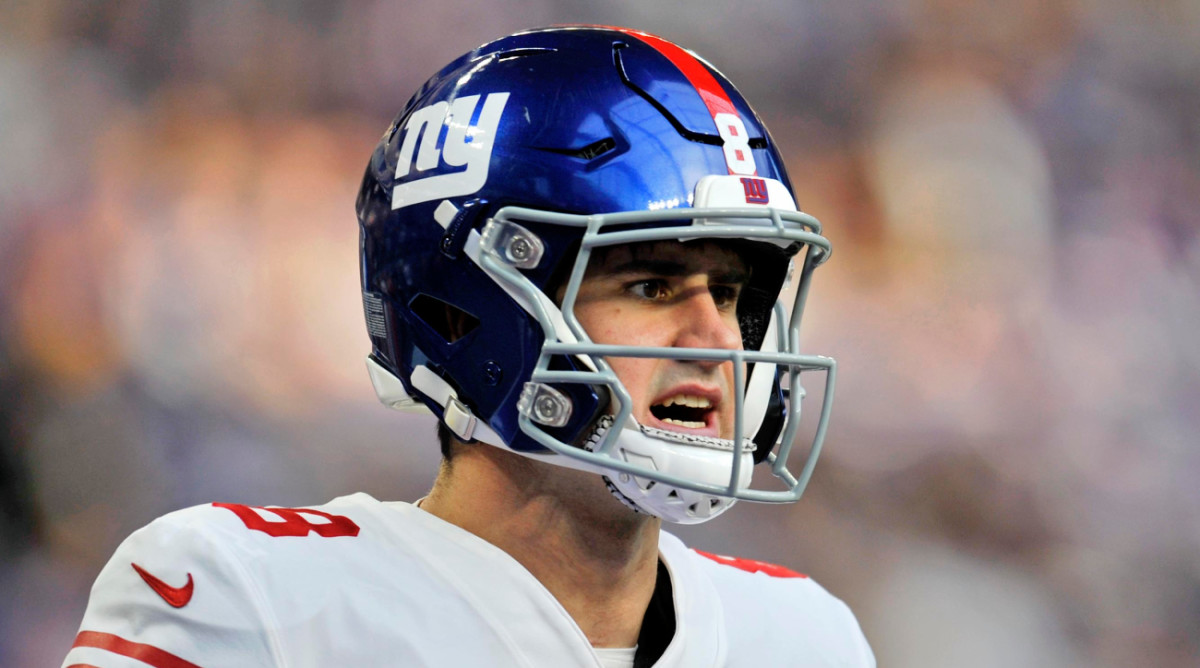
[{"xmin": 649, "ymin": 394, "xmax": 714, "ymax": 430}]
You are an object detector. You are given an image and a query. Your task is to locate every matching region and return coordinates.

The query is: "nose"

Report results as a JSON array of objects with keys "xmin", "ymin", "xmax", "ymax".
[{"xmin": 673, "ymin": 285, "xmax": 742, "ymax": 356}]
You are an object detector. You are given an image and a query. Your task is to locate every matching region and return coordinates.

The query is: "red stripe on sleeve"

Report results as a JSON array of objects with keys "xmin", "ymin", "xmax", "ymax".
[{"xmin": 71, "ymin": 631, "xmax": 205, "ymax": 668}]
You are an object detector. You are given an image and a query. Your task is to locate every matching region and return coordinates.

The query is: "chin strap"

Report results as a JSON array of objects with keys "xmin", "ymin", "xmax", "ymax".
[
  {"xmin": 368, "ymin": 352, "xmax": 617, "ymax": 476},
  {"xmin": 576, "ymin": 415, "xmax": 646, "ymax": 513},
  {"xmin": 368, "ymin": 356, "xmax": 743, "ymax": 524},
  {"xmin": 603, "ymin": 476, "xmax": 648, "ymax": 515},
  {"xmin": 366, "ymin": 356, "xmax": 505, "ymax": 445},
  {"xmin": 639, "ymin": 425, "xmax": 755, "ymax": 452}
]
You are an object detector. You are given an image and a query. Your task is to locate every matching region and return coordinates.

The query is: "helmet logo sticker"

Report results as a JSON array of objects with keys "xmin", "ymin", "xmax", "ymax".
[
  {"xmin": 391, "ymin": 92, "xmax": 511, "ymax": 210},
  {"xmin": 740, "ymin": 177, "xmax": 769, "ymax": 204}
]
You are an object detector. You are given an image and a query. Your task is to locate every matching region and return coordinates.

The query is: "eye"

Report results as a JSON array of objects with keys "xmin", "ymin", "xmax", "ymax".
[
  {"xmin": 627, "ymin": 279, "xmax": 670, "ymax": 301},
  {"xmin": 710, "ymin": 284, "xmax": 741, "ymax": 310}
]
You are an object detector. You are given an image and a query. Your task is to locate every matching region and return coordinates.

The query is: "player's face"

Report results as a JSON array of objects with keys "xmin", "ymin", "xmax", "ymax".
[{"xmin": 571, "ymin": 241, "xmax": 748, "ymax": 441}]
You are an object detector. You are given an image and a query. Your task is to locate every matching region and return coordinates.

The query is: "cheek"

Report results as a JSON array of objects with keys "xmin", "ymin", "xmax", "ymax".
[
  {"xmin": 574, "ymin": 304, "xmax": 616, "ymax": 344},
  {"xmin": 575, "ymin": 305, "xmax": 665, "ymax": 348},
  {"xmin": 603, "ymin": 356, "xmax": 653, "ymax": 407},
  {"xmin": 572, "ymin": 305, "xmax": 660, "ymax": 410}
]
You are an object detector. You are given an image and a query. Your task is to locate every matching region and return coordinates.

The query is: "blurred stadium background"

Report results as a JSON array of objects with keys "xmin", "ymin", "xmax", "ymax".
[{"xmin": 2, "ymin": 1, "xmax": 1199, "ymax": 666}]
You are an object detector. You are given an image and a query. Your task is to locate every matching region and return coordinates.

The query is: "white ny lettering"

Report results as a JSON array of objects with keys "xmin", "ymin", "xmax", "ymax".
[{"xmin": 391, "ymin": 92, "xmax": 510, "ymax": 210}]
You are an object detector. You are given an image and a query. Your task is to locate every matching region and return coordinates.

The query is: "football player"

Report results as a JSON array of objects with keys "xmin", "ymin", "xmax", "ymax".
[{"xmin": 64, "ymin": 26, "xmax": 873, "ymax": 667}]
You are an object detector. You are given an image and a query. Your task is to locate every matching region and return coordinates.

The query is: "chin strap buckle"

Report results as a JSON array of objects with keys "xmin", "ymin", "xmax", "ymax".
[
  {"xmin": 443, "ymin": 396, "xmax": 477, "ymax": 441},
  {"xmin": 368, "ymin": 360, "xmax": 505, "ymax": 445},
  {"xmin": 411, "ymin": 364, "xmax": 480, "ymax": 441}
]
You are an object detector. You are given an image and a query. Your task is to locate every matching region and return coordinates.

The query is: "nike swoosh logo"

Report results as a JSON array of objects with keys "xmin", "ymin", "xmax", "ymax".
[{"xmin": 131, "ymin": 562, "xmax": 194, "ymax": 608}]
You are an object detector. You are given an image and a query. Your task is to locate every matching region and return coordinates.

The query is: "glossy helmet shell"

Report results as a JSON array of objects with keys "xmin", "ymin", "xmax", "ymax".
[{"xmin": 357, "ymin": 26, "xmax": 796, "ymax": 458}]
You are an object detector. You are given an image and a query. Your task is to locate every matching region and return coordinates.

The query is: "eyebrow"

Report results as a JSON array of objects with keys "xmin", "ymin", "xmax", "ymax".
[{"xmin": 601, "ymin": 258, "xmax": 750, "ymax": 285}]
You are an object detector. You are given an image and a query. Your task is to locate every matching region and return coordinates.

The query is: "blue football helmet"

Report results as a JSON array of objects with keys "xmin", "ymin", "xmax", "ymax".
[{"xmin": 357, "ymin": 26, "xmax": 835, "ymax": 523}]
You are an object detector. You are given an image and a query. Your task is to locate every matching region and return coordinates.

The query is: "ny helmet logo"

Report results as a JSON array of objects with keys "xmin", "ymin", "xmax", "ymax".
[
  {"xmin": 740, "ymin": 177, "xmax": 770, "ymax": 204},
  {"xmin": 391, "ymin": 92, "xmax": 511, "ymax": 210}
]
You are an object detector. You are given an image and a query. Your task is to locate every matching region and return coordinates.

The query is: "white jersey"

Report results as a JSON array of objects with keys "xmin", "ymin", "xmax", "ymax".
[{"xmin": 64, "ymin": 493, "xmax": 873, "ymax": 667}]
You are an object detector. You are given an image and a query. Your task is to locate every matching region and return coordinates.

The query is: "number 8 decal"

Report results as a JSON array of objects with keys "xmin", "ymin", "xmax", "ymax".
[{"xmin": 714, "ymin": 112, "xmax": 757, "ymax": 175}]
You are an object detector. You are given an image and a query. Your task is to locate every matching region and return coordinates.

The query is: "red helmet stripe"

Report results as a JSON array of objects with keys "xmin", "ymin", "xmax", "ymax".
[
  {"xmin": 614, "ymin": 28, "xmax": 739, "ymax": 121},
  {"xmin": 608, "ymin": 27, "xmax": 755, "ymax": 175}
]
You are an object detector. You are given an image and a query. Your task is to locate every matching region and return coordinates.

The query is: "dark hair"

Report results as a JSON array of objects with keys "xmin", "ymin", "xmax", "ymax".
[{"xmin": 436, "ymin": 421, "xmax": 455, "ymax": 460}]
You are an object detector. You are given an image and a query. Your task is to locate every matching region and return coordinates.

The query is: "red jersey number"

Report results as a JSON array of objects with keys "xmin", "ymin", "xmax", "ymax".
[{"xmin": 213, "ymin": 502, "xmax": 360, "ymax": 538}]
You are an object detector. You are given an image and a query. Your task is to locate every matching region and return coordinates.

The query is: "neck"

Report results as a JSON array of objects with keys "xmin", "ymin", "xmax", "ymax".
[{"xmin": 420, "ymin": 443, "xmax": 662, "ymax": 648}]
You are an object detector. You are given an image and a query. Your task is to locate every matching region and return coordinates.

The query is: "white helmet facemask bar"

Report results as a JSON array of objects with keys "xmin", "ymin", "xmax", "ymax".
[{"xmin": 473, "ymin": 203, "xmax": 837, "ymax": 507}]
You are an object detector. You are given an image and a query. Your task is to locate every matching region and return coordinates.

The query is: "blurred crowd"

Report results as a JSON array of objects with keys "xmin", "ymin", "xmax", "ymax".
[{"xmin": 2, "ymin": 1, "xmax": 1198, "ymax": 666}]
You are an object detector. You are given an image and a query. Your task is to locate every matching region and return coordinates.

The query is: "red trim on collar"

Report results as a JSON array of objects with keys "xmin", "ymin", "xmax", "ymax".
[{"xmin": 694, "ymin": 549, "xmax": 808, "ymax": 578}]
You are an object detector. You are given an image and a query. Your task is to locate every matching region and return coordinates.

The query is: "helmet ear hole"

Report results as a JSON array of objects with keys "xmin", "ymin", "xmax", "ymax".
[{"xmin": 410, "ymin": 294, "xmax": 480, "ymax": 344}]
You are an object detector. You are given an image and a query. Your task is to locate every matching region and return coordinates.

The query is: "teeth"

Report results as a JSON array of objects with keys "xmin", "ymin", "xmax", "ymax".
[
  {"xmin": 662, "ymin": 418, "xmax": 706, "ymax": 429},
  {"xmin": 660, "ymin": 394, "xmax": 712, "ymax": 409}
]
